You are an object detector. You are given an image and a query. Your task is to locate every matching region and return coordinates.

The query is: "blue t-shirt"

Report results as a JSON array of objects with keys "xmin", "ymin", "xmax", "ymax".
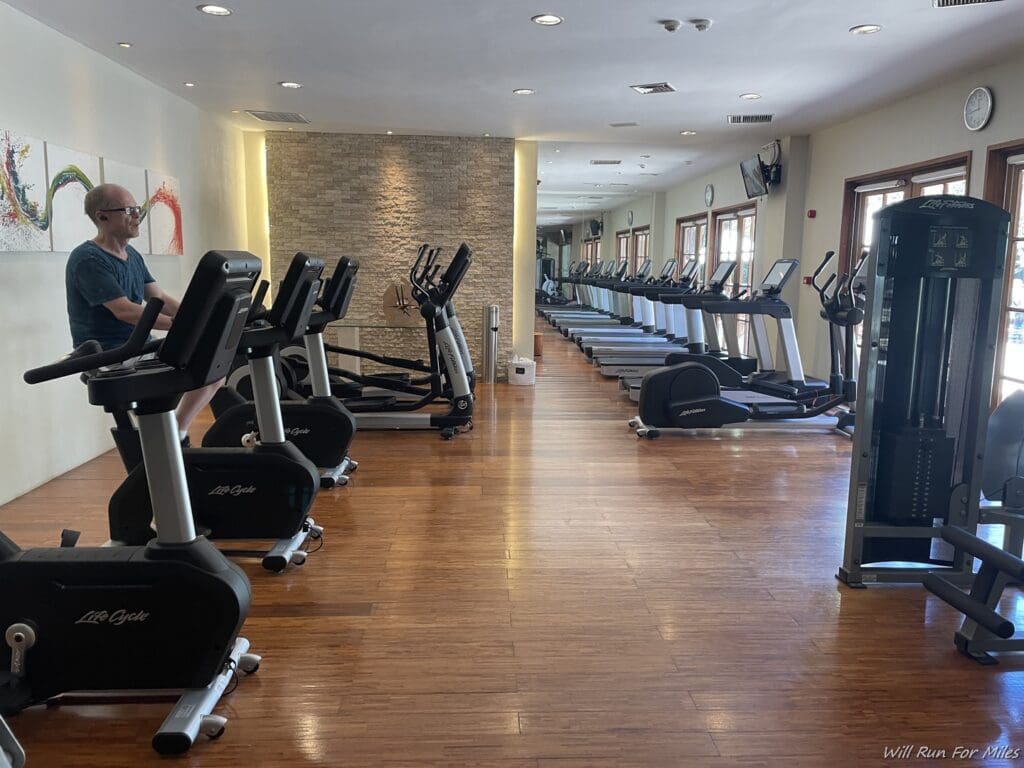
[{"xmin": 65, "ymin": 241, "xmax": 155, "ymax": 350}]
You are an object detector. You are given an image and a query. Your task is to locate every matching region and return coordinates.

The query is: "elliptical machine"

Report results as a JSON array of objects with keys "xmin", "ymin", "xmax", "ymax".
[
  {"xmin": 9, "ymin": 251, "xmax": 263, "ymax": 755},
  {"xmin": 630, "ymin": 255, "xmax": 863, "ymax": 436}
]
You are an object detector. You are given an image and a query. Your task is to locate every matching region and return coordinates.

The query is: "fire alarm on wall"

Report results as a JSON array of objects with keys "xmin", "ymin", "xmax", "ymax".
[{"xmin": 807, "ymin": 209, "xmax": 817, "ymax": 219}]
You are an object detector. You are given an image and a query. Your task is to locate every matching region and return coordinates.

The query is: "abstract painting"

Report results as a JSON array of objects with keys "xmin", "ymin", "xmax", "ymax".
[
  {"xmin": 47, "ymin": 143, "xmax": 99, "ymax": 253},
  {"xmin": 146, "ymin": 170, "xmax": 183, "ymax": 256},
  {"xmin": 0, "ymin": 131, "xmax": 50, "ymax": 251},
  {"xmin": 101, "ymin": 158, "xmax": 151, "ymax": 254}
]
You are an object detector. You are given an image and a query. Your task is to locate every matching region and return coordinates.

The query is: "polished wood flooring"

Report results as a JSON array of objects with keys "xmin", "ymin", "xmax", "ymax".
[{"xmin": 2, "ymin": 317, "xmax": 1023, "ymax": 767}]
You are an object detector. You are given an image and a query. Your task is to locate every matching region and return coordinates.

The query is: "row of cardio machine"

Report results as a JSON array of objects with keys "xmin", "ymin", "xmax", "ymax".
[
  {"xmin": 0, "ymin": 244, "xmax": 476, "ymax": 759},
  {"xmin": 539, "ymin": 251, "xmax": 865, "ymax": 437}
]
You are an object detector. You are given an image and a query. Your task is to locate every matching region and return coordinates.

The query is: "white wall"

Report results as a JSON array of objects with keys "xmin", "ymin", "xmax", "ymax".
[
  {"xmin": 656, "ymin": 46, "xmax": 1024, "ymax": 381},
  {"xmin": 797, "ymin": 46, "xmax": 1024, "ymax": 376},
  {"xmin": 0, "ymin": 4, "xmax": 248, "ymax": 505}
]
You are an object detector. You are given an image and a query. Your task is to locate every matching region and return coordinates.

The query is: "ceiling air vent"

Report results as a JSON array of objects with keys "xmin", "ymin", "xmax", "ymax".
[
  {"xmin": 727, "ymin": 114, "xmax": 774, "ymax": 124},
  {"xmin": 245, "ymin": 110, "xmax": 311, "ymax": 124},
  {"xmin": 630, "ymin": 82, "xmax": 676, "ymax": 95},
  {"xmin": 590, "ymin": 159, "xmax": 622, "ymax": 165},
  {"xmin": 608, "ymin": 183, "xmax": 630, "ymax": 188},
  {"xmin": 609, "ymin": 122, "xmax": 639, "ymax": 128},
  {"xmin": 933, "ymin": 0, "xmax": 1002, "ymax": 6}
]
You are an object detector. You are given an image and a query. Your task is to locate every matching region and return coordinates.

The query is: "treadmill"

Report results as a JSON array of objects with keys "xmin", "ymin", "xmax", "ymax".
[{"xmin": 597, "ymin": 261, "xmax": 739, "ymax": 378}]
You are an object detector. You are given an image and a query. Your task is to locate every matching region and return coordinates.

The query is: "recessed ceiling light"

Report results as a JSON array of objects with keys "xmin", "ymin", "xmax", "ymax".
[
  {"xmin": 532, "ymin": 13, "xmax": 563, "ymax": 26},
  {"xmin": 184, "ymin": 82, "xmax": 196, "ymax": 87},
  {"xmin": 740, "ymin": 93, "xmax": 762, "ymax": 100},
  {"xmin": 850, "ymin": 24, "xmax": 882, "ymax": 35},
  {"xmin": 231, "ymin": 109, "xmax": 240, "ymax": 113},
  {"xmin": 640, "ymin": 154, "xmax": 651, "ymax": 159},
  {"xmin": 483, "ymin": 133, "xmax": 491, "ymax": 137},
  {"xmin": 197, "ymin": 4, "xmax": 232, "ymax": 15},
  {"xmin": 680, "ymin": 130, "xmax": 697, "ymax": 136},
  {"xmin": 594, "ymin": 184, "xmax": 604, "ymax": 188},
  {"xmin": 117, "ymin": 41, "xmax": 132, "ymax": 48},
  {"xmin": 554, "ymin": 149, "xmax": 561, "ymax": 153},
  {"xmin": 279, "ymin": 81, "xmax": 303, "ymax": 89},
  {"xmin": 513, "ymin": 88, "xmax": 535, "ymax": 96},
  {"xmin": 386, "ymin": 130, "xmax": 393, "ymax": 135},
  {"xmin": 546, "ymin": 161, "xmax": 553, "ymax": 164}
]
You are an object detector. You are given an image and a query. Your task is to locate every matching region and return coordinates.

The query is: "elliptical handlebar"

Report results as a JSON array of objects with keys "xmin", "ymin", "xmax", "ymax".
[
  {"xmin": 25, "ymin": 299, "xmax": 165, "ymax": 384},
  {"xmin": 811, "ymin": 251, "xmax": 836, "ymax": 303}
]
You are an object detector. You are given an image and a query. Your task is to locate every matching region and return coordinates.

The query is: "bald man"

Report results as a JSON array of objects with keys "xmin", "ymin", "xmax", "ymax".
[{"xmin": 65, "ymin": 183, "xmax": 219, "ymax": 443}]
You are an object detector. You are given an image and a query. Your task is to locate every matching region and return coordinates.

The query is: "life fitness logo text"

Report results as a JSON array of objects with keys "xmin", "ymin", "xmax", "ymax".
[
  {"xmin": 209, "ymin": 484, "xmax": 257, "ymax": 497},
  {"xmin": 441, "ymin": 341, "xmax": 462, "ymax": 375},
  {"xmin": 76, "ymin": 609, "xmax": 150, "ymax": 627},
  {"xmin": 919, "ymin": 199, "xmax": 975, "ymax": 211},
  {"xmin": 678, "ymin": 407, "xmax": 707, "ymax": 417}
]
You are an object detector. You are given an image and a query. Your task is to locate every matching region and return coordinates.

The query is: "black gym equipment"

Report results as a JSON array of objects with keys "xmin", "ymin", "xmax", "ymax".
[
  {"xmin": 837, "ymin": 195, "xmax": 1010, "ymax": 587},
  {"xmin": 0, "ymin": 717, "xmax": 22, "ymax": 768},
  {"xmin": 108, "ymin": 251, "xmax": 325, "ymax": 571},
  {"xmin": 631, "ymin": 256, "xmax": 857, "ymax": 435},
  {"xmin": 10, "ymin": 251, "xmax": 262, "ymax": 754},
  {"xmin": 206, "ymin": 254, "xmax": 359, "ymax": 489},
  {"xmin": 281, "ymin": 244, "xmax": 476, "ymax": 416}
]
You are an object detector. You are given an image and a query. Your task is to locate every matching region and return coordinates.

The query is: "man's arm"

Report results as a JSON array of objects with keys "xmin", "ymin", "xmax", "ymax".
[
  {"xmin": 103, "ymin": 296, "xmax": 173, "ymax": 330},
  {"xmin": 144, "ymin": 283, "xmax": 181, "ymax": 317}
]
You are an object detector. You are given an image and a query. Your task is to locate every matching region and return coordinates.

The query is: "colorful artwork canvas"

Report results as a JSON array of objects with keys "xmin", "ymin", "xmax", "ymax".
[
  {"xmin": 47, "ymin": 143, "xmax": 100, "ymax": 253},
  {"xmin": 101, "ymin": 158, "xmax": 151, "ymax": 254},
  {"xmin": 0, "ymin": 131, "xmax": 51, "ymax": 251},
  {"xmin": 146, "ymin": 170, "xmax": 183, "ymax": 256}
]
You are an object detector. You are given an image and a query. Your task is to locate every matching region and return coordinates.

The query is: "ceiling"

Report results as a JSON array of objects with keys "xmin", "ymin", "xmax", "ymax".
[{"xmin": 9, "ymin": 0, "xmax": 1024, "ymax": 227}]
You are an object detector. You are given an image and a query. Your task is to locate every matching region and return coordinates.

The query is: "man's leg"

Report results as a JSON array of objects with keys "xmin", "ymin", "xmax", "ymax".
[{"xmin": 176, "ymin": 379, "xmax": 224, "ymax": 439}]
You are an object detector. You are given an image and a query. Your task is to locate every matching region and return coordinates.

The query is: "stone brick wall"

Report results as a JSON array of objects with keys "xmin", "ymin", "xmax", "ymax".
[{"xmin": 265, "ymin": 132, "xmax": 514, "ymax": 378}]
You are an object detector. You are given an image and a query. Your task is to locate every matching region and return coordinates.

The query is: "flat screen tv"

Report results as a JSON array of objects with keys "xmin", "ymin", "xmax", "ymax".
[{"xmin": 740, "ymin": 155, "xmax": 769, "ymax": 199}]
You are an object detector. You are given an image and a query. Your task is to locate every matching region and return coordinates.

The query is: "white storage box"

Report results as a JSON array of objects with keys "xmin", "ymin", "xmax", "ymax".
[{"xmin": 507, "ymin": 357, "xmax": 536, "ymax": 385}]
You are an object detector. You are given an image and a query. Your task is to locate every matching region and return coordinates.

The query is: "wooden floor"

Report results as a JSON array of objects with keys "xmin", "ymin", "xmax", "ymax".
[{"xmin": 2, "ymin": 317, "xmax": 1023, "ymax": 767}]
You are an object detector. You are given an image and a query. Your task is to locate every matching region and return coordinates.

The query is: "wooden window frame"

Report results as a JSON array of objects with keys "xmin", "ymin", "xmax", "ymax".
[
  {"xmin": 709, "ymin": 202, "xmax": 757, "ymax": 292},
  {"xmin": 615, "ymin": 229, "xmax": 630, "ymax": 268},
  {"xmin": 983, "ymin": 138, "xmax": 1024, "ymax": 405},
  {"xmin": 629, "ymin": 225, "xmax": 650, "ymax": 276},
  {"xmin": 838, "ymin": 151, "xmax": 972, "ymax": 272},
  {"xmin": 674, "ymin": 213, "xmax": 709, "ymax": 280}
]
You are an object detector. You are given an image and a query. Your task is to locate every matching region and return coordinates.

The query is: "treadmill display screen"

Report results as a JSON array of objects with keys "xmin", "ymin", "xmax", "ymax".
[
  {"xmin": 709, "ymin": 261, "xmax": 734, "ymax": 285},
  {"xmin": 679, "ymin": 259, "xmax": 698, "ymax": 280},
  {"xmin": 760, "ymin": 260, "xmax": 797, "ymax": 291}
]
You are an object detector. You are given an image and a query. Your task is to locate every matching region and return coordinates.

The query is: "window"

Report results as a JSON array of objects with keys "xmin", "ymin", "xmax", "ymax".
[
  {"xmin": 616, "ymin": 230, "xmax": 630, "ymax": 268},
  {"xmin": 630, "ymin": 226, "xmax": 650, "ymax": 276},
  {"xmin": 993, "ymin": 151, "xmax": 1024, "ymax": 402},
  {"xmin": 675, "ymin": 215, "xmax": 708, "ymax": 279},
  {"xmin": 841, "ymin": 153, "xmax": 970, "ymax": 273},
  {"xmin": 710, "ymin": 205, "xmax": 757, "ymax": 352},
  {"xmin": 842, "ymin": 153, "xmax": 970, "ymax": 352},
  {"xmin": 582, "ymin": 238, "xmax": 601, "ymax": 266}
]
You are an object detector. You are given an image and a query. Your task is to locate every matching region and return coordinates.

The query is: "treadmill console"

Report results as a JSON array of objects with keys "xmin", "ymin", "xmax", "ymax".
[
  {"xmin": 759, "ymin": 259, "xmax": 800, "ymax": 296},
  {"xmin": 678, "ymin": 259, "xmax": 699, "ymax": 283},
  {"xmin": 709, "ymin": 260, "xmax": 736, "ymax": 289}
]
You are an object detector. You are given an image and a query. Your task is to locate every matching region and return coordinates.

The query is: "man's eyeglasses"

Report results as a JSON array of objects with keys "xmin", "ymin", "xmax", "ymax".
[{"xmin": 100, "ymin": 206, "xmax": 143, "ymax": 217}]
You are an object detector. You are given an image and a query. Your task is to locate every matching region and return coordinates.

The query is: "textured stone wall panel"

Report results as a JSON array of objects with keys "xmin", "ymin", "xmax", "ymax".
[{"xmin": 266, "ymin": 133, "xmax": 514, "ymax": 377}]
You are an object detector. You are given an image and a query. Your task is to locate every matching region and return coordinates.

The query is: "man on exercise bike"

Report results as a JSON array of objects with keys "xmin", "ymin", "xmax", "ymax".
[{"xmin": 65, "ymin": 183, "xmax": 220, "ymax": 444}]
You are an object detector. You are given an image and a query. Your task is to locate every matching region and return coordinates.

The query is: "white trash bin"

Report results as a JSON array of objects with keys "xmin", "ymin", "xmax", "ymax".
[{"xmin": 507, "ymin": 357, "xmax": 536, "ymax": 386}]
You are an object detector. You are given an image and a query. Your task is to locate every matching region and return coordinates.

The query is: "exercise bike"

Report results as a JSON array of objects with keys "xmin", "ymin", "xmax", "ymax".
[
  {"xmin": 9, "ymin": 251, "xmax": 262, "ymax": 754},
  {"xmin": 106, "ymin": 251, "xmax": 325, "ymax": 571}
]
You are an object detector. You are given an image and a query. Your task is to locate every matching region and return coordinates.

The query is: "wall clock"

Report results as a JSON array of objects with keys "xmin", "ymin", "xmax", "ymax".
[
  {"xmin": 964, "ymin": 86, "xmax": 993, "ymax": 132},
  {"xmin": 705, "ymin": 184, "xmax": 714, "ymax": 208}
]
